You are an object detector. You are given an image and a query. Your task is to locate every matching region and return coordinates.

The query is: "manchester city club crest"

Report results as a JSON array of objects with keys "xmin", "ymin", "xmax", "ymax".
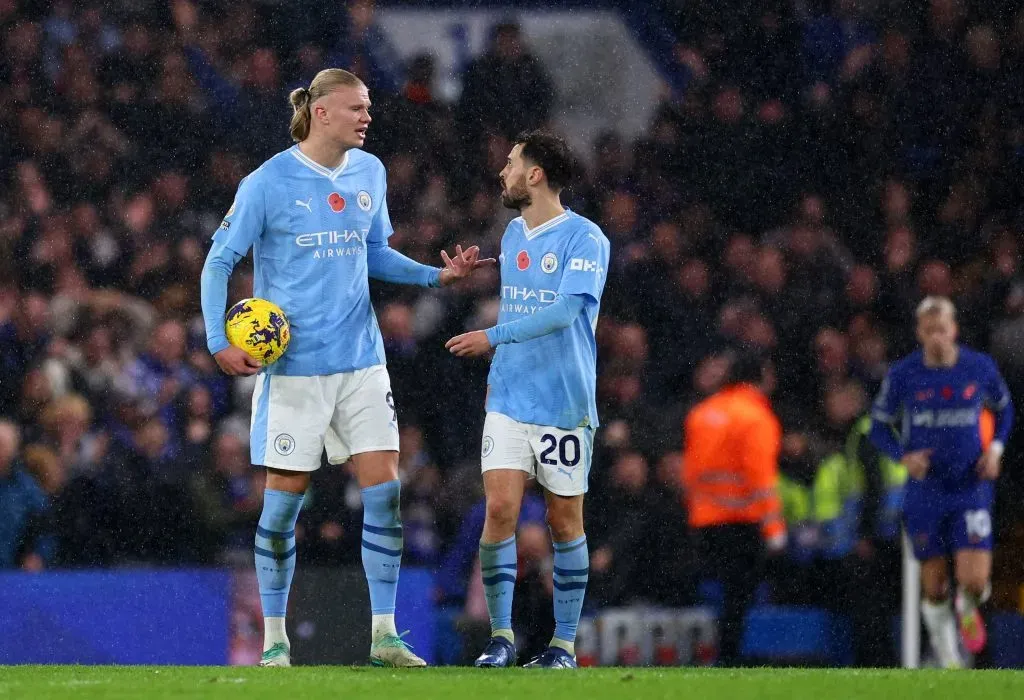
[
  {"xmin": 482, "ymin": 436, "xmax": 494, "ymax": 458},
  {"xmin": 274, "ymin": 433, "xmax": 296, "ymax": 456},
  {"xmin": 541, "ymin": 252, "xmax": 558, "ymax": 273},
  {"xmin": 357, "ymin": 190, "xmax": 372, "ymax": 211}
]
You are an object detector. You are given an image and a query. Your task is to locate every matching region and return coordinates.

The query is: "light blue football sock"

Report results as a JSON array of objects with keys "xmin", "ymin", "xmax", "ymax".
[
  {"xmin": 552, "ymin": 535, "xmax": 589, "ymax": 648},
  {"xmin": 480, "ymin": 535, "xmax": 517, "ymax": 638},
  {"xmin": 361, "ymin": 480, "xmax": 403, "ymax": 615},
  {"xmin": 255, "ymin": 489, "xmax": 303, "ymax": 618}
]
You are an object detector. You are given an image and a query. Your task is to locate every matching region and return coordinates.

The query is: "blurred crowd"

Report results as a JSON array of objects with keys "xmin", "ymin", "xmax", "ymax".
[{"xmin": 3, "ymin": 0, "xmax": 1024, "ymax": 659}]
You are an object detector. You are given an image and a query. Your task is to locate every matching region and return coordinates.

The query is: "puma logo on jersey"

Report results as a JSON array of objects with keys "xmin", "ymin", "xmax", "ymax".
[{"xmin": 295, "ymin": 197, "xmax": 312, "ymax": 212}]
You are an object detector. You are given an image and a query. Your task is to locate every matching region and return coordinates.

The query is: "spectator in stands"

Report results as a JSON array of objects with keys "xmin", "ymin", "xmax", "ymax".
[
  {"xmin": 0, "ymin": 292, "xmax": 53, "ymax": 414},
  {"xmin": 0, "ymin": 421, "xmax": 52, "ymax": 570},
  {"xmin": 37, "ymin": 393, "xmax": 104, "ymax": 478},
  {"xmin": 398, "ymin": 426, "xmax": 442, "ymax": 566},
  {"xmin": 772, "ymin": 419, "xmax": 823, "ymax": 605},
  {"xmin": 324, "ymin": 0, "xmax": 404, "ymax": 96},
  {"xmin": 190, "ymin": 429, "xmax": 263, "ymax": 563},
  {"xmin": 100, "ymin": 415, "xmax": 192, "ymax": 563},
  {"xmin": 588, "ymin": 451, "xmax": 652, "ymax": 606},
  {"xmin": 457, "ymin": 20, "xmax": 554, "ymax": 144},
  {"xmin": 120, "ymin": 319, "xmax": 195, "ymax": 444}
]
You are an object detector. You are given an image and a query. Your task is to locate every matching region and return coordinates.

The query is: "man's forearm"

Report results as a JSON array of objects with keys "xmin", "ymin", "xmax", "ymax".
[
  {"xmin": 366, "ymin": 241, "xmax": 441, "ymax": 287},
  {"xmin": 485, "ymin": 294, "xmax": 585, "ymax": 346}
]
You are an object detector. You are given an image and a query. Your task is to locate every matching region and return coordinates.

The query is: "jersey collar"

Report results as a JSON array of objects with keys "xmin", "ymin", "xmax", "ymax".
[
  {"xmin": 522, "ymin": 211, "xmax": 570, "ymax": 240},
  {"xmin": 289, "ymin": 145, "xmax": 350, "ymax": 181}
]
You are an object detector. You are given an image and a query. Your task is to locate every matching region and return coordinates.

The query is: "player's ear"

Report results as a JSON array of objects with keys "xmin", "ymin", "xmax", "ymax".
[
  {"xmin": 314, "ymin": 103, "xmax": 328, "ymax": 124},
  {"xmin": 527, "ymin": 165, "xmax": 544, "ymax": 187}
]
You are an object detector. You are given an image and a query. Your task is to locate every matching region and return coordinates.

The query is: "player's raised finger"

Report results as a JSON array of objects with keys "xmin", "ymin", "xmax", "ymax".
[
  {"xmin": 456, "ymin": 244, "xmax": 464, "ymax": 259},
  {"xmin": 475, "ymin": 257, "xmax": 498, "ymax": 267},
  {"xmin": 440, "ymin": 249, "xmax": 454, "ymax": 268}
]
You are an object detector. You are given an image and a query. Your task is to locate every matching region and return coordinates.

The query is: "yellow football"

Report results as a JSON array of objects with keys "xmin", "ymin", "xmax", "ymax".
[{"xmin": 225, "ymin": 298, "xmax": 291, "ymax": 365}]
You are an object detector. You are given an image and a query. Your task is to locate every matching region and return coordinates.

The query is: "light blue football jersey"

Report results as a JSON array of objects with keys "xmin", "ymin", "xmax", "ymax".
[
  {"xmin": 213, "ymin": 145, "xmax": 391, "ymax": 376},
  {"xmin": 486, "ymin": 210, "xmax": 610, "ymax": 430}
]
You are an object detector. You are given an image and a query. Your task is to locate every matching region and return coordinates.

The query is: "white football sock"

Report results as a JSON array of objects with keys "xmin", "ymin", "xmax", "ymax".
[
  {"xmin": 956, "ymin": 582, "xmax": 992, "ymax": 617},
  {"xmin": 921, "ymin": 599, "xmax": 962, "ymax": 668},
  {"xmin": 372, "ymin": 613, "xmax": 397, "ymax": 642},
  {"xmin": 264, "ymin": 617, "xmax": 289, "ymax": 652}
]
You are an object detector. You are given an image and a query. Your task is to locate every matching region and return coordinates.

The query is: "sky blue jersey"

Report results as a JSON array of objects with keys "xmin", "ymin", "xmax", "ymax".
[
  {"xmin": 486, "ymin": 210, "xmax": 610, "ymax": 430},
  {"xmin": 870, "ymin": 346, "xmax": 1014, "ymax": 489},
  {"xmin": 201, "ymin": 145, "xmax": 440, "ymax": 377}
]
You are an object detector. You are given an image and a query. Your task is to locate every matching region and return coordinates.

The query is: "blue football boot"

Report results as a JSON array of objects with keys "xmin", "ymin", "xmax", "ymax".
[
  {"xmin": 523, "ymin": 646, "xmax": 577, "ymax": 668},
  {"xmin": 474, "ymin": 636, "xmax": 517, "ymax": 668}
]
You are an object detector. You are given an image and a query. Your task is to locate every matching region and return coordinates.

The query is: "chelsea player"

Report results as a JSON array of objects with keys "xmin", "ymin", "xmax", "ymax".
[
  {"xmin": 870, "ymin": 297, "xmax": 1013, "ymax": 667},
  {"xmin": 201, "ymin": 69, "xmax": 493, "ymax": 667},
  {"xmin": 447, "ymin": 131, "xmax": 610, "ymax": 668}
]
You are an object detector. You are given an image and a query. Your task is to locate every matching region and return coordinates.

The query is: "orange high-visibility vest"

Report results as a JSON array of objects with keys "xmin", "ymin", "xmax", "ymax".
[{"xmin": 683, "ymin": 384, "xmax": 784, "ymax": 540}]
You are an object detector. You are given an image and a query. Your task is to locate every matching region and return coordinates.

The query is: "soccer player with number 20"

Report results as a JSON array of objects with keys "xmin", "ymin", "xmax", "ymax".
[
  {"xmin": 870, "ymin": 297, "xmax": 1013, "ymax": 668},
  {"xmin": 447, "ymin": 131, "xmax": 610, "ymax": 668}
]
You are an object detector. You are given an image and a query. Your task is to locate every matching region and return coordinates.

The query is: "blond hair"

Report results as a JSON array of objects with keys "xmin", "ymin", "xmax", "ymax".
[
  {"xmin": 289, "ymin": 69, "xmax": 363, "ymax": 142},
  {"xmin": 916, "ymin": 296, "xmax": 957, "ymax": 320},
  {"xmin": 41, "ymin": 394, "xmax": 92, "ymax": 433},
  {"xmin": 23, "ymin": 444, "xmax": 61, "ymax": 493}
]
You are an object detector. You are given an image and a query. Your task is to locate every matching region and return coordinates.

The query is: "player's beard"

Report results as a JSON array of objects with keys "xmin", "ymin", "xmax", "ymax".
[{"xmin": 500, "ymin": 179, "xmax": 531, "ymax": 210}]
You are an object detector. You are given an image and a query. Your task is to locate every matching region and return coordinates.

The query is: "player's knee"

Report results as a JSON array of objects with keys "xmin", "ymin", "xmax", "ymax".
[
  {"xmin": 922, "ymin": 579, "xmax": 949, "ymax": 603},
  {"xmin": 921, "ymin": 575, "xmax": 948, "ymax": 602},
  {"xmin": 545, "ymin": 506, "xmax": 583, "ymax": 543},
  {"xmin": 958, "ymin": 573, "xmax": 988, "ymax": 598},
  {"xmin": 484, "ymin": 496, "xmax": 519, "ymax": 533}
]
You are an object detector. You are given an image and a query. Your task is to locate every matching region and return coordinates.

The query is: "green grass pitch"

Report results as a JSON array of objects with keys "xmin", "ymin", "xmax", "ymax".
[{"xmin": 4, "ymin": 667, "xmax": 1024, "ymax": 700}]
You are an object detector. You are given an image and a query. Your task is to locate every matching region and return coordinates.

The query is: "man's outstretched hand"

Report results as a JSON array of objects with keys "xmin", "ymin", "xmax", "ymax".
[{"xmin": 439, "ymin": 244, "xmax": 496, "ymax": 286}]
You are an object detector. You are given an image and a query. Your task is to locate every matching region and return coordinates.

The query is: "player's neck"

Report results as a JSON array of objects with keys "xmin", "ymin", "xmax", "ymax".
[
  {"xmin": 520, "ymin": 196, "xmax": 565, "ymax": 232},
  {"xmin": 924, "ymin": 345, "xmax": 959, "ymax": 368},
  {"xmin": 297, "ymin": 137, "xmax": 348, "ymax": 171}
]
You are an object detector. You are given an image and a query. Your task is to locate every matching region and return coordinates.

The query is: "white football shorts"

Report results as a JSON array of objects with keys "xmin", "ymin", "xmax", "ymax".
[
  {"xmin": 250, "ymin": 365, "xmax": 399, "ymax": 471},
  {"xmin": 480, "ymin": 411, "xmax": 594, "ymax": 496}
]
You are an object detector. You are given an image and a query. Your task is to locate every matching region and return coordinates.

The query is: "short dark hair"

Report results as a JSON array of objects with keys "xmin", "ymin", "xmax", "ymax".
[
  {"xmin": 514, "ymin": 130, "xmax": 577, "ymax": 192},
  {"xmin": 726, "ymin": 348, "xmax": 767, "ymax": 386},
  {"xmin": 494, "ymin": 20, "xmax": 521, "ymax": 38}
]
